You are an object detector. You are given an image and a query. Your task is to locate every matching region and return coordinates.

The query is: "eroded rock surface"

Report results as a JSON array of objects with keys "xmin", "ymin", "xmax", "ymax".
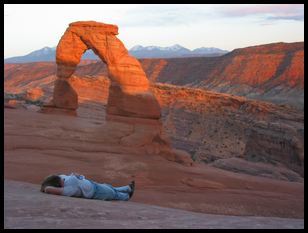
[
  {"xmin": 40, "ymin": 21, "xmax": 191, "ymax": 165},
  {"xmin": 47, "ymin": 21, "xmax": 159, "ymax": 119},
  {"xmin": 4, "ymin": 180, "xmax": 303, "ymax": 229},
  {"xmin": 4, "ymin": 107, "xmax": 304, "ymax": 219}
]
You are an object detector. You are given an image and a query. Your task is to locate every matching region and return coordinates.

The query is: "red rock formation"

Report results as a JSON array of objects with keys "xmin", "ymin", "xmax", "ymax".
[
  {"xmin": 41, "ymin": 21, "xmax": 160, "ymax": 119},
  {"xmin": 25, "ymin": 87, "xmax": 44, "ymax": 101},
  {"xmin": 7, "ymin": 42, "xmax": 302, "ymax": 109},
  {"xmin": 4, "ymin": 43, "xmax": 303, "ymax": 169},
  {"xmin": 75, "ymin": 42, "xmax": 304, "ymax": 109},
  {"xmin": 4, "ymin": 62, "xmax": 57, "ymax": 95},
  {"xmin": 141, "ymin": 42, "xmax": 304, "ymax": 109},
  {"xmin": 51, "ymin": 21, "xmax": 158, "ymax": 117},
  {"xmin": 39, "ymin": 21, "xmax": 191, "ymax": 165},
  {"xmin": 152, "ymin": 83, "xmax": 304, "ymax": 178},
  {"xmin": 4, "ymin": 63, "xmax": 303, "ymax": 176}
]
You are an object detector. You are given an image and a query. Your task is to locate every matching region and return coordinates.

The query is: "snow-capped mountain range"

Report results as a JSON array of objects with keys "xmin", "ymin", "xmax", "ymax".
[
  {"xmin": 130, "ymin": 44, "xmax": 188, "ymax": 52},
  {"xmin": 4, "ymin": 44, "xmax": 229, "ymax": 63},
  {"xmin": 129, "ymin": 44, "xmax": 228, "ymax": 58}
]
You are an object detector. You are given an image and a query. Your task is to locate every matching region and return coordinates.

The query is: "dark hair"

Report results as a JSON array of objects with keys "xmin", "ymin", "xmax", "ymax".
[{"xmin": 40, "ymin": 175, "xmax": 62, "ymax": 192}]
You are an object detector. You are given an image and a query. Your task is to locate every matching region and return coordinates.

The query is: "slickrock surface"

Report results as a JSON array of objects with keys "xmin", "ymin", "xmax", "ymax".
[
  {"xmin": 4, "ymin": 180, "xmax": 303, "ymax": 229},
  {"xmin": 4, "ymin": 108, "xmax": 304, "ymax": 220}
]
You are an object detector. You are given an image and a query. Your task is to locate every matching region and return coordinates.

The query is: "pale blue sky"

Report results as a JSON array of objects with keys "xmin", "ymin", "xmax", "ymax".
[{"xmin": 4, "ymin": 4, "xmax": 304, "ymax": 58}]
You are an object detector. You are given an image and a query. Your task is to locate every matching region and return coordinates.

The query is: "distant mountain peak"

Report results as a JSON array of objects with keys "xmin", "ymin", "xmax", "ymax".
[
  {"xmin": 130, "ymin": 45, "xmax": 144, "ymax": 51},
  {"xmin": 130, "ymin": 44, "xmax": 189, "ymax": 52},
  {"xmin": 170, "ymin": 44, "xmax": 184, "ymax": 49},
  {"xmin": 28, "ymin": 46, "xmax": 56, "ymax": 56},
  {"xmin": 41, "ymin": 46, "xmax": 56, "ymax": 51},
  {"xmin": 192, "ymin": 47, "xmax": 229, "ymax": 54},
  {"xmin": 128, "ymin": 44, "xmax": 228, "ymax": 58}
]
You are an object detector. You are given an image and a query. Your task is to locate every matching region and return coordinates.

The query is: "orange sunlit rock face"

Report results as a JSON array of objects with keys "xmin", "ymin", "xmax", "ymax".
[
  {"xmin": 25, "ymin": 87, "xmax": 44, "ymax": 101},
  {"xmin": 51, "ymin": 21, "xmax": 159, "ymax": 118},
  {"xmin": 40, "ymin": 21, "xmax": 190, "ymax": 164},
  {"xmin": 141, "ymin": 42, "xmax": 304, "ymax": 109}
]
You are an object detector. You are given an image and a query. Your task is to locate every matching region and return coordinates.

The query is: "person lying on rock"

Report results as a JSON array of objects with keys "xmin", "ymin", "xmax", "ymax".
[{"xmin": 40, "ymin": 172, "xmax": 135, "ymax": 201}]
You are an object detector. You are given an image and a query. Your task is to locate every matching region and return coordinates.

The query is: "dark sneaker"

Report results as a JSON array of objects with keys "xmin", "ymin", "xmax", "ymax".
[{"xmin": 129, "ymin": 181, "xmax": 135, "ymax": 199}]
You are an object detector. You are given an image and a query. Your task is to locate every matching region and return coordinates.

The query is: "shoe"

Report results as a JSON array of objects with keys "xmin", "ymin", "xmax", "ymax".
[{"xmin": 129, "ymin": 181, "xmax": 135, "ymax": 199}]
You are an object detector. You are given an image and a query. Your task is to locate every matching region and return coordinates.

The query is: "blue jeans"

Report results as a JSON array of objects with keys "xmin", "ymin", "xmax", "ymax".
[{"xmin": 90, "ymin": 181, "xmax": 131, "ymax": 201}]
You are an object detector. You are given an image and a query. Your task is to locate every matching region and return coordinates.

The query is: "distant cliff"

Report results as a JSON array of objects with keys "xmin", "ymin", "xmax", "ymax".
[
  {"xmin": 4, "ymin": 42, "xmax": 304, "ymax": 109},
  {"xmin": 142, "ymin": 42, "xmax": 304, "ymax": 109},
  {"xmin": 74, "ymin": 42, "xmax": 304, "ymax": 109}
]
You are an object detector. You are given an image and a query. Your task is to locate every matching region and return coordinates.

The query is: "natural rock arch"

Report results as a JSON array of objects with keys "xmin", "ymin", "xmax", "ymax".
[
  {"xmin": 50, "ymin": 21, "xmax": 161, "ymax": 121},
  {"xmin": 42, "ymin": 21, "xmax": 193, "ymax": 166}
]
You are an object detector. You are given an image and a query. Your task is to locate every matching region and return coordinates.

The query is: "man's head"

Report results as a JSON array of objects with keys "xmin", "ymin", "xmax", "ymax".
[{"xmin": 40, "ymin": 174, "xmax": 62, "ymax": 192}]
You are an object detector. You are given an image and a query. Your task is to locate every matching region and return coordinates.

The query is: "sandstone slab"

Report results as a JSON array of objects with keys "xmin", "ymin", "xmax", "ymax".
[{"xmin": 4, "ymin": 180, "xmax": 304, "ymax": 229}]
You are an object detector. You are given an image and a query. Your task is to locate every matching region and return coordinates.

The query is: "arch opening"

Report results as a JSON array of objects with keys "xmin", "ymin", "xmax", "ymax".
[
  {"xmin": 50, "ymin": 21, "xmax": 161, "ymax": 120},
  {"xmin": 40, "ymin": 21, "xmax": 194, "ymax": 166}
]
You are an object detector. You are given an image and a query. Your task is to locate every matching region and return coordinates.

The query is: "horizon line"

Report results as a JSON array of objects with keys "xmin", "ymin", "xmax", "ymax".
[{"xmin": 4, "ymin": 40, "xmax": 304, "ymax": 59}]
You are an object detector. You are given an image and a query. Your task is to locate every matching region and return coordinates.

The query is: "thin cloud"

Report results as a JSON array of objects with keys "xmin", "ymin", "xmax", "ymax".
[
  {"xmin": 118, "ymin": 4, "xmax": 304, "ymax": 29},
  {"xmin": 118, "ymin": 5, "xmax": 214, "ymax": 27},
  {"xmin": 217, "ymin": 4, "xmax": 304, "ymax": 21},
  {"xmin": 267, "ymin": 15, "xmax": 304, "ymax": 21}
]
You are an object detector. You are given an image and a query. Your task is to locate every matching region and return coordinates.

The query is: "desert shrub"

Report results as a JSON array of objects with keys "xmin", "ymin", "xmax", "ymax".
[
  {"xmin": 4, "ymin": 92, "xmax": 24, "ymax": 100},
  {"xmin": 157, "ymin": 85, "xmax": 172, "ymax": 90},
  {"xmin": 25, "ymin": 99, "xmax": 44, "ymax": 106}
]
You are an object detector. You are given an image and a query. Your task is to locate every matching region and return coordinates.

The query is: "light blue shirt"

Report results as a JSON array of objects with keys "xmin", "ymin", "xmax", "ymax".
[{"xmin": 59, "ymin": 174, "xmax": 94, "ymax": 198}]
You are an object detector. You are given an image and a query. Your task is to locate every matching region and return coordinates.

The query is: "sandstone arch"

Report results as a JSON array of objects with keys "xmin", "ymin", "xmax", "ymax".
[
  {"xmin": 51, "ymin": 21, "xmax": 161, "ymax": 120},
  {"xmin": 42, "ymin": 21, "xmax": 193, "ymax": 166}
]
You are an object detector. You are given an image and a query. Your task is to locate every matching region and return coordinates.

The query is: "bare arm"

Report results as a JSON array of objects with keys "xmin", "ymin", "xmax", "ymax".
[
  {"xmin": 70, "ymin": 172, "xmax": 81, "ymax": 176},
  {"xmin": 44, "ymin": 186, "xmax": 64, "ymax": 195},
  {"xmin": 70, "ymin": 172, "xmax": 85, "ymax": 179}
]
